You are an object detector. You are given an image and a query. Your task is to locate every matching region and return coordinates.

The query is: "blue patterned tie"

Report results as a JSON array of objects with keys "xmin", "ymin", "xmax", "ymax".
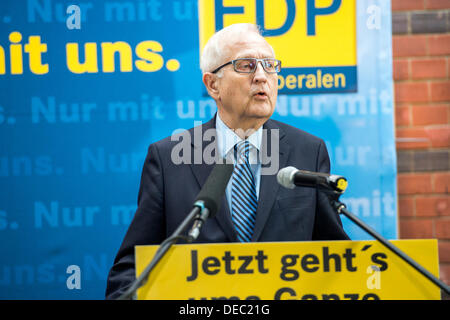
[{"xmin": 231, "ymin": 140, "xmax": 257, "ymax": 242}]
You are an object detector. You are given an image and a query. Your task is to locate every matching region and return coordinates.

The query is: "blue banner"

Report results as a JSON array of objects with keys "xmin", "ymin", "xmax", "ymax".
[
  {"xmin": 278, "ymin": 66, "xmax": 358, "ymax": 94},
  {"xmin": 0, "ymin": 0, "xmax": 396, "ymax": 299}
]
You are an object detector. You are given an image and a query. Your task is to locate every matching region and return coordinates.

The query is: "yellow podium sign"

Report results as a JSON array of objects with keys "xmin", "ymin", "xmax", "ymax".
[{"xmin": 135, "ymin": 240, "xmax": 440, "ymax": 300}]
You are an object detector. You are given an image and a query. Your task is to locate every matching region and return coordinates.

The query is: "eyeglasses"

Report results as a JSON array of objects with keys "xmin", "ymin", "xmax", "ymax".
[{"xmin": 211, "ymin": 58, "xmax": 282, "ymax": 74}]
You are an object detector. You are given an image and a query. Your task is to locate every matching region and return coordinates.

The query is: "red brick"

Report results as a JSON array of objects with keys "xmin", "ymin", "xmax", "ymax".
[
  {"xmin": 398, "ymin": 173, "xmax": 433, "ymax": 194},
  {"xmin": 396, "ymin": 127, "xmax": 430, "ymax": 149},
  {"xmin": 436, "ymin": 220, "xmax": 450, "ymax": 239},
  {"xmin": 392, "ymin": 0, "xmax": 425, "ymax": 11},
  {"xmin": 439, "ymin": 264, "xmax": 450, "ymax": 285},
  {"xmin": 429, "ymin": 34, "xmax": 450, "ymax": 56},
  {"xmin": 411, "ymin": 58, "xmax": 447, "ymax": 80},
  {"xmin": 395, "ymin": 82, "xmax": 430, "ymax": 103},
  {"xmin": 412, "ymin": 105, "xmax": 449, "ymax": 126},
  {"xmin": 395, "ymin": 105, "xmax": 411, "ymax": 126},
  {"xmin": 393, "ymin": 35, "xmax": 428, "ymax": 58},
  {"xmin": 399, "ymin": 197, "xmax": 415, "ymax": 217},
  {"xmin": 426, "ymin": 0, "xmax": 450, "ymax": 9},
  {"xmin": 435, "ymin": 172, "xmax": 450, "ymax": 193},
  {"xmin": 438, "ymin": 241, "xmax": 450, "ymax": 263},
  {"xmin": 425, "ymin": 127, "xmax": 450, "ymax": 148},
  {"xmin": 448, "ymin": 58, "xmax": 450, "ymax": 80},
  {"xmin": 430, "ymin": 81, "xmax": 450, "ymax": 102},
  {"xmin": 437, "ymin": 199, "xmax": 450, "ymax": 217},
  {"xmin": 416, "ymin": 196, "xmax": 450, "ymax": 217},
  {"xmin": 393, "ymin": 59, "xmax": 410, "ymax": 81},
  {"xmin": 399, "ymin": 218, "xmax": 434, "ymax": 238}
]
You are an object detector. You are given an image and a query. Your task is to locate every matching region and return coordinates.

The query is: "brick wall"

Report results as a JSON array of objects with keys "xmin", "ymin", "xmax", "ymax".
[{"xmin": 391, "ymin": 0, "xmax": 450, "ymax": 296}]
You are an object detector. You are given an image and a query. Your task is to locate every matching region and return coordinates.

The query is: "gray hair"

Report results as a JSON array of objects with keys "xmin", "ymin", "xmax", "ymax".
[{"xmin": 200, "ymin": 23, "xmax": 274, "ymax": 75}]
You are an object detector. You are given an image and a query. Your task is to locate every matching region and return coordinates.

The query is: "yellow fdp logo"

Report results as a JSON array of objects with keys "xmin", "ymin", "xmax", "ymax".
[{"xmin": 199, "ymin": 0, "xmax": 357, "ymax": 94}]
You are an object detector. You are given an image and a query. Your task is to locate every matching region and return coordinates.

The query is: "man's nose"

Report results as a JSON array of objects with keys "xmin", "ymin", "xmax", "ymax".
[{"xmin": 253, "ymin": 61, "xmax": 268, "ymax": 82}]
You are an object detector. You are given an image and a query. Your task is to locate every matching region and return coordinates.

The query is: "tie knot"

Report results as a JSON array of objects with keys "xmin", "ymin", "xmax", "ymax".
[{"xmin": 235, "ymin": 140, "xmax": 251, "ymax": 158}]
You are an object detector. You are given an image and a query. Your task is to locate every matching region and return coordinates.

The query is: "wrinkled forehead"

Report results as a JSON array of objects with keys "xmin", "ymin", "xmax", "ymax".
[{"xmin": 222, "ymin": 33, "xmax": 275, "ymax": 61}]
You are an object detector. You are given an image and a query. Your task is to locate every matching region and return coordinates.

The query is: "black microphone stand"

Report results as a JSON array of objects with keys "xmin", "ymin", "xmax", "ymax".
[
  {"xmin": 116, "ymin": 204, "xmax": 203, "ymax": 300},
  {"xmin": 325, "ymin": 189, "xmax": 450, "ymax": 296},
  {"xmin": 116, "ymin": 162, "xmax": 233, "ymax": 300}
]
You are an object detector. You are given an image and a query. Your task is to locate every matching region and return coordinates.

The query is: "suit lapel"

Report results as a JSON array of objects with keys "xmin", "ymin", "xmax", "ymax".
[
  {"xmin": 189, "ymin": 115, "xmax": 238, "ymax": 242},
  {"xmin": 188, "ymin": 117, "xmax": 291, "ymax": 243},
  {"xmin": 252, "ymin": 120, "xmax": 290, "ymax": 241}
]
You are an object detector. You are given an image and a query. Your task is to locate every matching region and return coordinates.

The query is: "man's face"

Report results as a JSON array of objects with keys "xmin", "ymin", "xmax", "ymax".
[{"xmin": 215, "ymin": 33, "xmax": 278, "ymax": 131}]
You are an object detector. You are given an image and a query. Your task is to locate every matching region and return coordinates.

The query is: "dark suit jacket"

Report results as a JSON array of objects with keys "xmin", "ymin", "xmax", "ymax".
[{"xmin": 105, "ymin": 116, "xmax": 349, "ymax": 299}]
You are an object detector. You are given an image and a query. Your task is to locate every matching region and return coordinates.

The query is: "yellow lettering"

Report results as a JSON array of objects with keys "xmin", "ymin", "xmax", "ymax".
[
  {"xmin": 276, "ymin": 71, "xmax": 348, "ymax": 91},
  {"xmin": 322, "ymin": 73, "xmax": 333, "ymax": 88},
  {"xmin": 306, "ymin": 74, "xmax": 316, "ymax": 88},
  {"xmin": 66, "ymin": 43, "xmax": 98, "ymax": 74},
  {"xmin": 101, "ymin": 41, "xmax": 133, "ymax": 73},
  {"xmin": 135, "ymin": 40, "xmax": 164, "ymax": 72},
  {"xmin": 24, "ymin": 36, "xmax": 48, "ymax": 74},
  {"xmin": 317, "ymin": 69, "xmax": 322, "ymax": 88},
  {"xmin": 285, "ymin": 74, "xmax": 297, "ymax": 89},
  {"xmin": 297, "ymin": 74, "xmax": 305, "ymax": 89},
  {"xmin": 335, "ymin": 73, "xmax": 346, "ymax": 87},
  {"xmin": 0, "ymin": 46, "xmax": 5, "ymax": 74},
  {"xmin": 277, "ymin": 75, "xmax": 284, "ymax": 89},
  {"xmin": 9, "ymin": 31, "xmax": 23, "ymax": 74}
]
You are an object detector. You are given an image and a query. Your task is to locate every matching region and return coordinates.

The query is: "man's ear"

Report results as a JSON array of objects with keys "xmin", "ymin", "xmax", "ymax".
[{"xmin": 202, "ymin": 73, "xmax": 220, "ymax": 100}]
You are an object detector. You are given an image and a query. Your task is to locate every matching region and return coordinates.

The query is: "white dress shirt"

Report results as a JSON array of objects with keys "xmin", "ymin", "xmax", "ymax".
[{"xmin": 215, "ymin": 113, "xmax": 262, "ymax": 212}]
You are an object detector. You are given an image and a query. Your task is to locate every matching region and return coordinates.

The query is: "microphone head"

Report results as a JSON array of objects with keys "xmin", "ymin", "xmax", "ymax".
[
  {"xmin": 328, "ymin": 175, "xmax": 348, "ymax": 193},
  {"xmin": 277, "ymin": 166, "xmax": 297, "ymax": 189},
  {"xmin": 195, "ymin": 163, "xmax": 234, "ymax": 218}
]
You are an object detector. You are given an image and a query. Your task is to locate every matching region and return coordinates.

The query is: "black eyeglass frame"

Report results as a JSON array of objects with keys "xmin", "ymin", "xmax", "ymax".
[{"xmin": 211, "ymin": 58, "xmax": 282, "ymax": 74}]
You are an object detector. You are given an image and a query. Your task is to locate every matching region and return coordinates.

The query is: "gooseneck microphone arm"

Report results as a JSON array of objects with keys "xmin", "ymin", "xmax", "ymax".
[
  {"xmin": 117, "ymin": 162, "xmax": 234, "ymax": 300},
  {"xmin": 277, "ymin": 166, "xmax": 450, "ymax": 296},
  {"xmin": 332, "ymin": 200, "xmax": 449, "ymax": 295},
  {"xmin": 116, "ymin": 204, "xmax": 203, "ymax": 300}
]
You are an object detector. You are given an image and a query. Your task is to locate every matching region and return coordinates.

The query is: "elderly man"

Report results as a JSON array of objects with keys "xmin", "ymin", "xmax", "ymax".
[{"xmin": 105, "ymin": 23, "xmax": 349, "ymax": 299}]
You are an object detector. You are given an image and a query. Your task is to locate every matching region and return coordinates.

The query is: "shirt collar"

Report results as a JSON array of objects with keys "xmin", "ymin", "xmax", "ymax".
[{"xmin": 215, "ymin": 112, "xmax": 262, "ymax": 159}]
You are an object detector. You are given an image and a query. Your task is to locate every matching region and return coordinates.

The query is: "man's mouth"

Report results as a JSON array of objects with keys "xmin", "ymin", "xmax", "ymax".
[{"xmin": 254, "ymin": 91, "xmax": 268, "ymax": 98}]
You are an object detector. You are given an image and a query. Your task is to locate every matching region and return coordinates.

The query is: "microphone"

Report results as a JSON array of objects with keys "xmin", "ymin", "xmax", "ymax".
[
  {"xmin": 188, "ymin": 163, "xmax": 234, "ymax": 240},
  {"xmin": 117, "ymin": 162, "xmax": 233, "ymax": 300},
  {"xmin": 277, "ymin": 166, "xmax": 348, "ymax": 194}
]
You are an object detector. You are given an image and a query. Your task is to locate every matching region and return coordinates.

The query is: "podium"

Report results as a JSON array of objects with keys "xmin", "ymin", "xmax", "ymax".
[{"xmin": 135, "ymin": 239, "xmax": 440, "ymax": 300}]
